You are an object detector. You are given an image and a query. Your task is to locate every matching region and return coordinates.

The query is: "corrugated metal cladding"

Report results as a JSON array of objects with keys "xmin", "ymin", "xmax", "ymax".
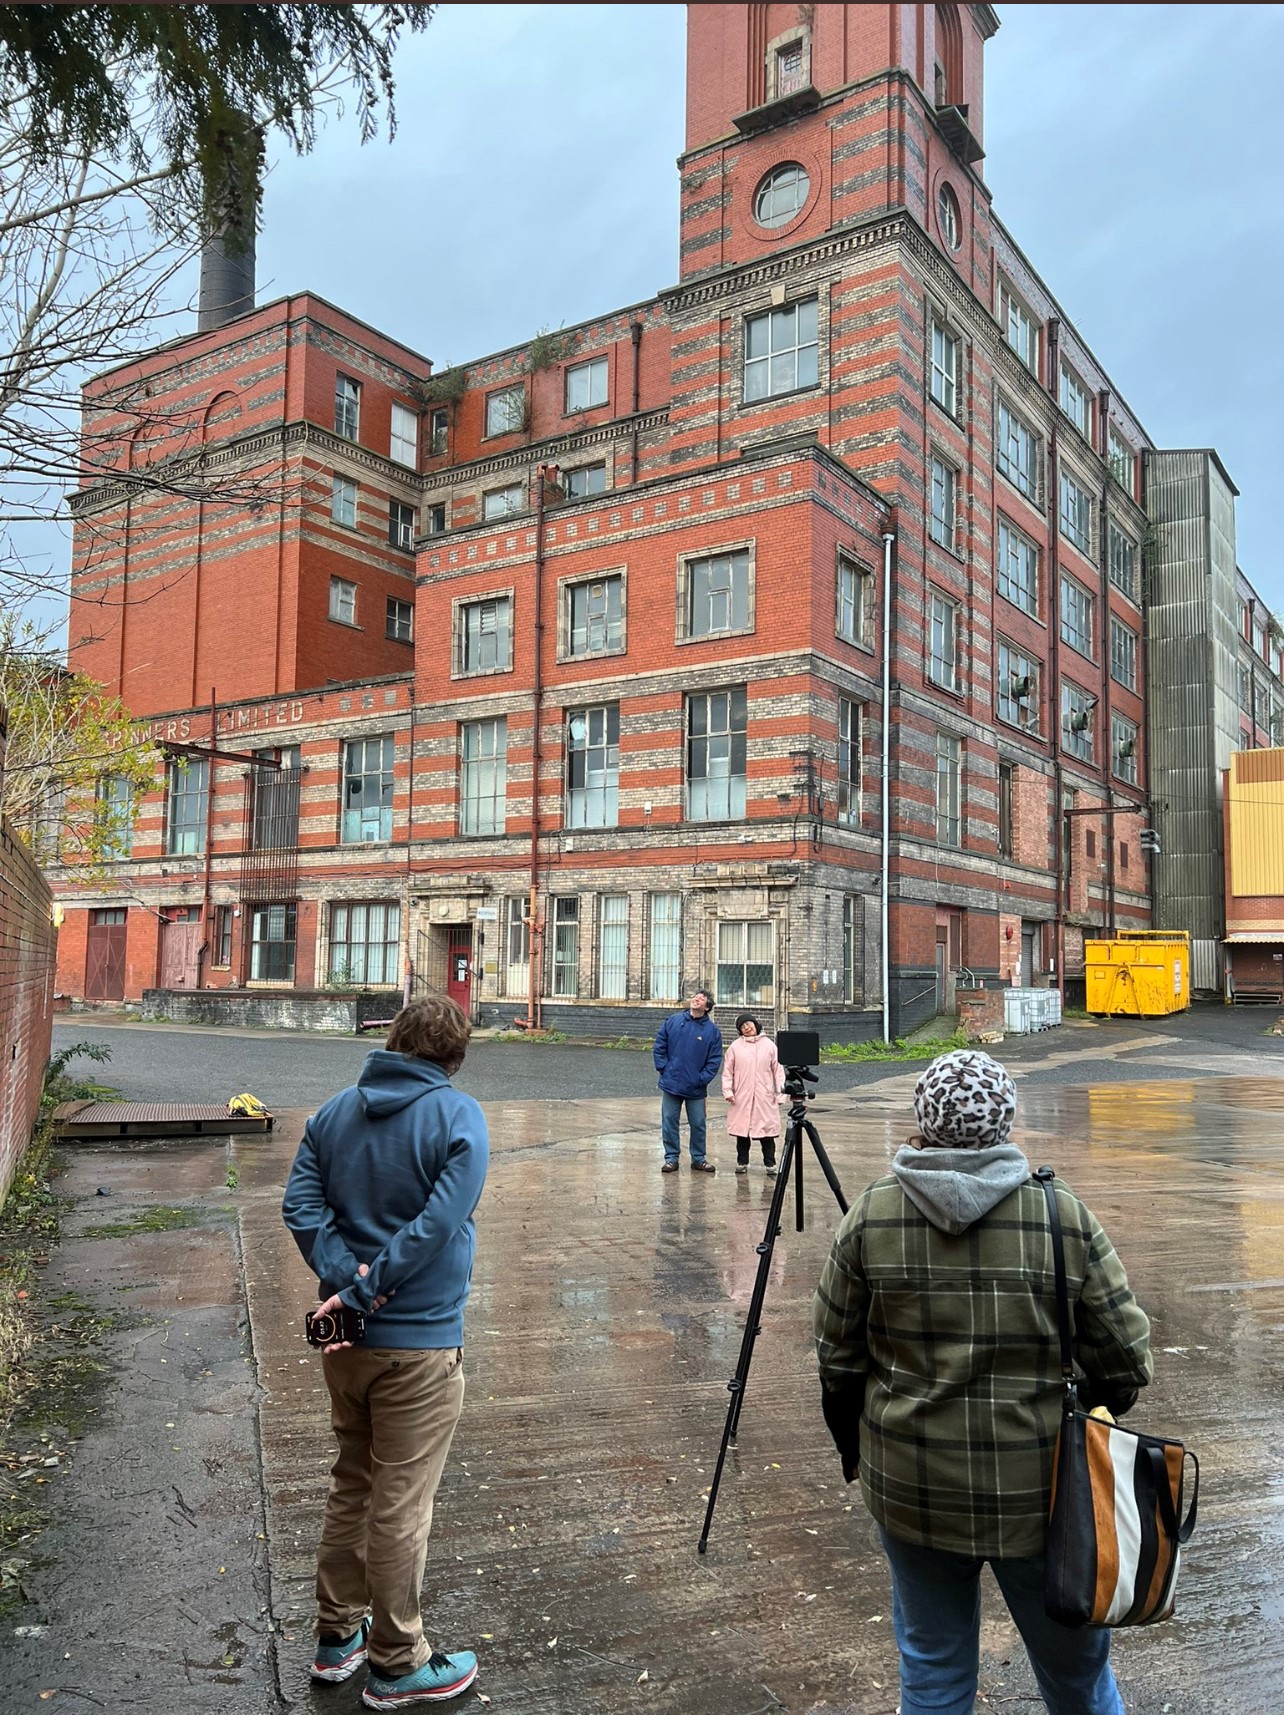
[
  {"xmin": 1190, "ymin": 938, "xmax": 1221, "ymax": 989},
  {"xmin": 1146, "ymin": 451, "xmax": 1223, "ymax": 941},
  {"xmin": 1227, "ymin": 749, "xmax": 1284, "ymax": 897}
]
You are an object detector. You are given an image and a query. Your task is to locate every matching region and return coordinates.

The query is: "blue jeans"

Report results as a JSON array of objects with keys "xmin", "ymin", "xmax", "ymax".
[
  {"xmin": 879, "ymin": 1528, "xmax": 1125, "ymax": 1715},
  {"xmin": 660, "ymin": 1093, "xmax": 706, "ymax": 1165}
]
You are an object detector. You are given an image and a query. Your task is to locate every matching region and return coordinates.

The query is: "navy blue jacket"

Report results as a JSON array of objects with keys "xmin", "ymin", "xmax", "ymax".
[
  {"xmin": 282, "ymin": 1050, "xmax": 489, "ymax": 1349},
  {"xmin": 653, "ymin": 1009, "xmax": 724, "ymax": 1098}
]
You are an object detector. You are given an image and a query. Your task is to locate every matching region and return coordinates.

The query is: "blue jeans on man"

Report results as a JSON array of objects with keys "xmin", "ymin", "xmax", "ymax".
[
  {"xmin": 661, "ymin": 1092, "xmax": 707, "ymax": 1166},
  {"xmin": 879, "ymin": 1528, "xmax": 1125, "ymax": 1715}
]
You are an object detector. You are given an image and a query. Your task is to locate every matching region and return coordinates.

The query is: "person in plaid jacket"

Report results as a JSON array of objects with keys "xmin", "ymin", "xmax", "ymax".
[{"xmin": 814, "ymin": 1049, "xmax": 1151, "ymax": 1715}]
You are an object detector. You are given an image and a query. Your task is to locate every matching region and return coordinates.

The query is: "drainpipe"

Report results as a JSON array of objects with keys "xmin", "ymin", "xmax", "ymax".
[
  {"xmin": 880, "ymin": 529, "xmax": 896, "ymax": 1043},
  {"xmin": 1100, "ymin": 463, "xmax": 1116, "ymax": 936},
  {"xmin": 526, "ymin": 466, "xmax": 550, "ymax": 1031},
  {"xmin": 629, "ymin": 319, "xmax": 643, "ymax": 484},
  {"xmin": 197, "ymin": 687, "xmax": 217, "ymax": 990},
  {"xmin": 1046, "ymin": 319, "xmax": 1066, "ymax": 996},
  {"xmin": 404, "ymin": 689, "xmax": 416, "ymax": 1010}
]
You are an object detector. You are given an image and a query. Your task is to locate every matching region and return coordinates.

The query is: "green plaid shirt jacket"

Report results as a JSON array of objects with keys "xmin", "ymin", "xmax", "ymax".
[{"xmin": 813, "ymin": 1173, "xmax": 1153, "ymax": 1558}]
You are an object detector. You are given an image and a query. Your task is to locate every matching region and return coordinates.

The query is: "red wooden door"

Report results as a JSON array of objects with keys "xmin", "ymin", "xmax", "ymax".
[
  {"xmin": 85, "ymin": 911, "xmax": 127, "ymax": 1001},
  {"xmin": 160, "ymin": 917, "xmax": 202, "ymax": 989},
  {"xmin": 446, "ymin": 927, "xmax": 472, "ymax": 1015}
]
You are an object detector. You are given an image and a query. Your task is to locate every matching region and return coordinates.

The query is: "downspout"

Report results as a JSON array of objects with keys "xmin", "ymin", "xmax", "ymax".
[
  {"xmin": 526, "ymin": 465, "xmax": 549, "ymax": 1031},
  {"xmin": 629, "ymin": 319, "xmax": 642, "ymax": 484},
  {"xmin": 197, "ymin": 687, "xmax": 217, "ymax": 990},
  {"xmin": 1100, "ymin": 460, "xmax": 1116, "ymax": 936},
  {"xmin": 404, "ymin": 688, "xmax": 416, "ymax": 1010},
  {"xmin": 1046, "ymin": 317, "xmax": 1066, "ymax": 997},
  {"xmin": 880, "ymin": 529, "xmax": 896, "ymax": 1043}
]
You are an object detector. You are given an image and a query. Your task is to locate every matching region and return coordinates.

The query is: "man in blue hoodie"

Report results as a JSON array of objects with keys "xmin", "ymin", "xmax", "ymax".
[
  {"xmin": 282, "ymin": 994, "xmax": 488, "ymax": 1710},
  {"xmin": 652, "ymin": 986, "xmax": 724, "ymax": 1174}
]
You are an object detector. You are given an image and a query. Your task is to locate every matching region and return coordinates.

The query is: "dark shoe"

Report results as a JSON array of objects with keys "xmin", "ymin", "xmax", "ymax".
[
  {"xmin": 764, "ymin": 1166, "xmax": 777, "ymax": 1178},
  {"xmin": 690, "ymin": 1160, "xmax": 717, "ymax": 1174},
  {"xmin": 661, "ymin": 1161, "xmax": 679, "ymax": 1174}
]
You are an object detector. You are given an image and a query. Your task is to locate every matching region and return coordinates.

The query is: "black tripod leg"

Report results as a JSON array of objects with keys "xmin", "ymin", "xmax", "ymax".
[
  {"xmin": 697, "ymin": 1127, "xmax": 796, "ymax": 1554},
  {"xmin": 800, "ymin": 1118, "xmax": 850, "ymax": 1217},
  {"xmin": 794, "ymin": 1116, "xmax": 805, "ymax": 1231}
]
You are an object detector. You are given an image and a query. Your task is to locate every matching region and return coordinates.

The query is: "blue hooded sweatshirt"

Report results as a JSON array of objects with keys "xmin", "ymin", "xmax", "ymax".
[
  {"xmin": 653, "ymin": 1008, "xmax": 723, "ymax": 1098},
  {"xmin": 282, "ymin": 1049, "xmax": 489, "ymax": 1349}
]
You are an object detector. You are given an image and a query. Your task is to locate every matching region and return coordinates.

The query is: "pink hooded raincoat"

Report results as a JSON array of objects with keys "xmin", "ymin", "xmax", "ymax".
[{"xmin": 721, "ymin": 1034, "xmax": 784, "ymax": 1138}]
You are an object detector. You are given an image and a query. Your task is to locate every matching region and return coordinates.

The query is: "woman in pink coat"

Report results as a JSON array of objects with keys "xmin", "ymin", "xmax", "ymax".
[{"xmin": 721, "ymin": 1014, "xmax": 784, "ymax": 1175}]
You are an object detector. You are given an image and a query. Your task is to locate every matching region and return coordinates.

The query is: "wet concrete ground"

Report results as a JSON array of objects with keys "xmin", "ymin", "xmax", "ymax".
[{"xmin": 10, "ymin": 1033, "xmax": 1284, "ymax": 1713}]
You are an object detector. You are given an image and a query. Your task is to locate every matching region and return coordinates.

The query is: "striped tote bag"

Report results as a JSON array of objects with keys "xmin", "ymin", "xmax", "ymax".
[{"xmin": 1035, "ymin": 1168, "xmax": 1200, "ymax": 1627}]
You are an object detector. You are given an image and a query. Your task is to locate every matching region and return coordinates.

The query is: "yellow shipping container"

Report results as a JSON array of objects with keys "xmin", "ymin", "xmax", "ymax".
[{"xmin": 1084, "ymin": 931, "xmax": 1191, "ymax": 1017}]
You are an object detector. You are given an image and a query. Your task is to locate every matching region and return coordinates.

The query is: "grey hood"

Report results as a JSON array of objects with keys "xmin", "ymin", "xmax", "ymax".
[{"xmin": 892, "ymin": 1141, "xmax": 1031, "ymax": 1236}]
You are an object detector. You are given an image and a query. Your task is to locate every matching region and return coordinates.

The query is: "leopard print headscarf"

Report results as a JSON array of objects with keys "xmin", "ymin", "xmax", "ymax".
[{"xmin": 913, "ymin": 1049, "xmax": 1017, "ymax": 1149}]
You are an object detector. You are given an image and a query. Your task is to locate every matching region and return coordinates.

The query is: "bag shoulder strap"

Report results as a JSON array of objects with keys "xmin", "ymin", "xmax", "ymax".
[{"xmin": 1034, "ymin": 1166, "xmax": 1075, "ymax": 1386}]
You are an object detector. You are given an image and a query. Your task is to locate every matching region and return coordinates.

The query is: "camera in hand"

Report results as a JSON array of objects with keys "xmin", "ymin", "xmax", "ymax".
[{"xmin": 305, "ymin": 1305, "xmax": 366, "ymax": 1347}]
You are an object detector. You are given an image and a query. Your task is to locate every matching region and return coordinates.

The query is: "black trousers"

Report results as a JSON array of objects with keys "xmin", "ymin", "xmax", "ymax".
[{"xmin": 734, "ymin": 1134, "xmax": 777, "ymax": 1165}]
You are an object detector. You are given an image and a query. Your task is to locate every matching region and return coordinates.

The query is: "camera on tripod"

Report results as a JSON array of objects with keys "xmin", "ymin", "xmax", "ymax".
[{"xmin": 775, "ymin": 1030, "xmax": 820, "ymax": 1101}]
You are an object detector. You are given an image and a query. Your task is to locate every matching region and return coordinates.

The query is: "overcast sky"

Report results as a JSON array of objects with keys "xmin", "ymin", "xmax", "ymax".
[{"xmin": 23, "ymin": 3, "xmax": 1283, "ymax": 634}]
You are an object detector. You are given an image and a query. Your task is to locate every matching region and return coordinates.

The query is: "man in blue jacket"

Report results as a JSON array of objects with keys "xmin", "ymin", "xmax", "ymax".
[
  {"xmin": 653, "ymin": 986, "xmax": 724, "ymax": 1174},
  {"xmin": 282, "ymin": 994, "xmax": 488, "ymax": 1710}
]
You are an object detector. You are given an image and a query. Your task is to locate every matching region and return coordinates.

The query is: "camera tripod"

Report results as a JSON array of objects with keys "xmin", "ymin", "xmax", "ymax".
[{"xmin": 697, "ymin": 1070, "xmax": 849, "ymax": 1553}]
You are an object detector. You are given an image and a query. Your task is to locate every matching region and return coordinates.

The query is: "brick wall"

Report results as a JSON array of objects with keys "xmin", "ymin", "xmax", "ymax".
[{"xmin": 0, "ymin": 755, "xmax": 57, "ymax": 1202}]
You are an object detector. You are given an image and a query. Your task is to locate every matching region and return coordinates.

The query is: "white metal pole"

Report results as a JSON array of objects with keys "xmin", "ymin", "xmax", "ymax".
[{"xmin": 881, "ymin": 530, "xmax": 895, "ymax": 1043}]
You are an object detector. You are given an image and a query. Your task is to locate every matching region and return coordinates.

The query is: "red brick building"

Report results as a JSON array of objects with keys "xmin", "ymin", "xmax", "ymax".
[{"xmin": 51, "ymin": 3, "xmax": 1154, "ymax": 1037}]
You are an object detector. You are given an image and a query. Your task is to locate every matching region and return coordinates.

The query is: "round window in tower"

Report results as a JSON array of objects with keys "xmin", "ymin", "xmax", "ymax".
[
  {"xmin": 754, "ymin": 163, "xmax": 811, "ymax": 229},
  {"xmin": 937, "ymin": 182, "xmax": 962, "ymax": 252}
]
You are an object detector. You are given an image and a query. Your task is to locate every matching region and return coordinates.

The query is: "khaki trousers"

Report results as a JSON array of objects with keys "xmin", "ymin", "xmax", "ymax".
[{"xmin": 316, "ymin": 1344, "xmax": 464, "ymax": 1676}]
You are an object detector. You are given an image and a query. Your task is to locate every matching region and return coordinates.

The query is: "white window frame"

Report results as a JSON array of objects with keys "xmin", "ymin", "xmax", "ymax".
[
  {"xmin": 390, "ymin": 402, "xmax": 418, "ymax": 467},
  {"xmin": 1112, "ymin": 714, "xmax": 1139, "ymax": 785},
  {"xmin": 328, "ymin": 901, "xmax": 402, "ymax": 987},
  {"xmin": 597, "ymin": 895, "xmax": 629, "ymax": 999},
  {"xmin": 165, "ymin": 756, "xmax": 208, "ymax": 855},
  {"xmin": 1061, "ymin": 683, "xmax": 1096, "ymax": 762},
  {"xmin": 329, "ymin": 576, "xmax": 357, "ymax": 626},
  {"xmin": 837, "ymin": 698, "xmax": 861, "ymax": 827},
  {"xmin": 505, "ymin": 895, "xmax": 531, "ymax": 998},
  {"xmin": 715, "ymin": 920, "xmax": 775, "ymax": 1008},
  {"xmin": 249, "ymin": 902, "xmax": 297, "ymax": 983},
  {"xmin": 1059, "ymin": 573, "xmax": 1095, "ymax": 659},
  {"xmin": 997, "ymin": 641, "xmax": 1039, "ymax": 730},
  {"xmin": 648, "ymin": 893, "xmax": 682, "ymax": 1002},
  {"xmin": 334, "ymin": 374, "xmax": 360, "ymax": 442},
  {"xmin": 680, "ymin": 546, "xmax": 753, "ymax": 640},
  {"xmin": 1107, "ymin": 427, "xmax": 1135, "ymax": 493},
  {"xmin": 928, "ymin": 590, "xmax": 959, "ymax": 690},
  {"xmin": 429, "ymin": 408, "xmax": 449, "ymax": 457},
  {"xmin": 1059, "ymin": 470, "xmax": 1092, "ymax": 556},
  {"xmin": 996, "ymin": 398, "xmax": 1037, "ymax": 499},
  {"xmin": 551, "ymin": 896, "xmax": 580, "ymax": 997},
  {"xmin": 1110, "ymin": 616, "xmax": 1137, "ymax": 691},
  {"xmin": 389, "ymin": 498, "xmax": 415, "ymax": 551},
  {"xmin": 564, "ymin": 357, "xmax": 608, "ymax": 413},
  {"xmin": 563, "ymin": 462, "xmax": 607, "ymax": 500},
  {"xmin": 341, "ymin": 735, "xmax": 394, "ymax": 844},
  {"xmin": 997, "ymin": 517, "xmax": 1039, "ymax": 615},
  {"xmin": 935, "ymin": 732, "xmax": 961, "ymax": 847},
  {"xmin": 743, "ymin": 297, "xmax": 819, "ymax": 402},
  {"xmin": 566, "ymin": 703, "xmax": 620, "ymax": 830},
  {"xmin": 836, "ymin": 552, "xmax": 874, "ymax": 648},
  {"xmin": 999, "ymin": 282, "xmax": 1037, "ymax": 370},
  {"xmin": 386, "ymin": 597, "xmax": 413, "ymax": 644},
  {"xmin": 485, "ymin": 384, "xmax": 525, "ymax": 438},
  {"xmin": 1107, "ymin": 523, "xmax": 1136, "ymax": 601},
  {"xmin": 929, "ymin": 454, "xmax": 956, "ymax": 551},
  {"xmin": 1060, "ymin": 364, "xmax": 1091, "ymax": 438},
  {"xmin": 482, "ymin": 483, "xmax": 525, "ymax": 521},
  {"xmin": 331, "ymin": 474, "xmax": 357, "ymax": 529},
  {"xmin": 460, "ymin": 718, "xmax": 507, "ymax": 837},
  {"xmin": 754, "ymin": 162, "xmax": 810, "ymax": 228},
  {"xmin": 560, "ymin": 570, "xmax": 625, "ymax": 661},
  {"xmin": 456, "ymin": 593, "xmax": 514, "ymax": 676},
  {"xmin": 930, "ymin": 320, "xmax": 958, "ymax": 417},
  {"xmin": 686, "ymin": 686, "xmax": 748, "ymax": 822}
]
